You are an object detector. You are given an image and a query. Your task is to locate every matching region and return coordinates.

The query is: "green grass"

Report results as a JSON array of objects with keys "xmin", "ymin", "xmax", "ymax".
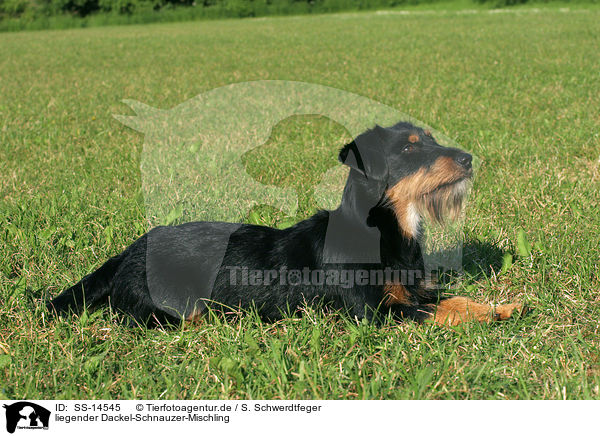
[{"xmin": 1, "ymin": 7, "xmax": 599, "ymax": 399}]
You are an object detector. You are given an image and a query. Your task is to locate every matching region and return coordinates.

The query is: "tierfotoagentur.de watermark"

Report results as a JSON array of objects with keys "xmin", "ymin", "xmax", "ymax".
[{"xmin": 225, "ymin": 266, "xmax": 430, "ymax": 288}]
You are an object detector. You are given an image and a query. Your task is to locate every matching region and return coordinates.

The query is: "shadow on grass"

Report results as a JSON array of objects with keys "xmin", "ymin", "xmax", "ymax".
[
  {"xmin": 462, "ymin": 239, "xmax": 509, "ymax": 279},
  {"xmin": 433, "ymin": 239, "xmax": 510, "ymax": 289}
]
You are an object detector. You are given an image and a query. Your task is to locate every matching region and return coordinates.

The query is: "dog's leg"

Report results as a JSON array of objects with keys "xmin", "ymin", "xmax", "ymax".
[{"xmin": 423, "ymin": 296, "xmax": 523, "ymax": 326}]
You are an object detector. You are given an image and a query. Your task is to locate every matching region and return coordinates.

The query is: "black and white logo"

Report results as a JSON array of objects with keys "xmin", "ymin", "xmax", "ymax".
[{"xmin": 2, "ymin": 402, "xmax": 50, "ymax": 434}]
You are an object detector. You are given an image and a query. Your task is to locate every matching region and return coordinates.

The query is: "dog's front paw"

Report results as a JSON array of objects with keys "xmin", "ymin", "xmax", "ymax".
[{"xmin": 494, "ymin": 302, "xmax": 526, "ymax": 321}]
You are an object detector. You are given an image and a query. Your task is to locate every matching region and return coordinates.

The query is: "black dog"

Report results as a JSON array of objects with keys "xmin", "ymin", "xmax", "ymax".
[{"xmin": 47, "ymin": 122, "xmax": 522, "ymax": 326}]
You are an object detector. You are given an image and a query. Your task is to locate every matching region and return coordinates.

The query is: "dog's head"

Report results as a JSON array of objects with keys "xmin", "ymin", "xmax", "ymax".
[{"xmin": 339, "ymin": 122, "xmax": 473, "ymax": 239}]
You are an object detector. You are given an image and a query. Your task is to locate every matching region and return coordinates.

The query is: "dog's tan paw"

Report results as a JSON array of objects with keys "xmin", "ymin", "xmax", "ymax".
[{"xmin": 494, "ymin": 302, "xmax": 526, "ymax": 321}]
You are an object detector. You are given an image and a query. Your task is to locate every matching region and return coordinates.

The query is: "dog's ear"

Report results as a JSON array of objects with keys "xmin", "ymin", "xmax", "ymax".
[
  {"xmin": 338, "ymin": 125, "xmax": 388, "ymax": 180},
  {"xmin": 338, "ymin": 141, "xmax": 364, "ymax": 173}
]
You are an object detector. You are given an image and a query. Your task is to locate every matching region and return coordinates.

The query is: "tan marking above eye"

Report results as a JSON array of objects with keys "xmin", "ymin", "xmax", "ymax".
[
  {"xmin": 408, "ymin": 134, "xmax": 420, "ymax": 143},
  {"xmin": 424, "ymin": 130, "xmax": 432, "ymax": 137}
]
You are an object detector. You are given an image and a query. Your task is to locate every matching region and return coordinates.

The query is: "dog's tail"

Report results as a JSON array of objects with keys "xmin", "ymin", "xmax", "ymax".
[{"xmin": 46, "ymin": 253, "xmax": 123, "ymax": 316}]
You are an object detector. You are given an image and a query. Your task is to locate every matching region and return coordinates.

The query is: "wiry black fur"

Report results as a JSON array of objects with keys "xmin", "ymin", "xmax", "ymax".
[{"xmin": 46, "ymin": 122, "xmax": 473, "ymax": 326}]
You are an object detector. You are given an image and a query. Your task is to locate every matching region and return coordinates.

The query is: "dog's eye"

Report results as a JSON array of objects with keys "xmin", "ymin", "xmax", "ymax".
[{"xmin": 402, "ymin": 144, "xmax": 414, "ymax": 153}]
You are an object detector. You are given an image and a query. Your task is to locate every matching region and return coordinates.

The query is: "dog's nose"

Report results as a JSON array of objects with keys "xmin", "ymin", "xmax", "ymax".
[{"xmin": 455, "ymin": 153, "xmax": 472, "ymax": 169}]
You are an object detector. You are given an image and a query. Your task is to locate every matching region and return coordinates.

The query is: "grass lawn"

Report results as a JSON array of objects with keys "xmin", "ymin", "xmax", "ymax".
[{"xmin": 0, "ymin": 7, "xmax": 599, "ymax": 399}]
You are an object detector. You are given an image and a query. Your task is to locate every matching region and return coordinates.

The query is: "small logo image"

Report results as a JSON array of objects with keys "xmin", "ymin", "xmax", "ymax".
[{"xmin": 2, "ymin": 402, "xmax": 50, "ymax": 434}]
